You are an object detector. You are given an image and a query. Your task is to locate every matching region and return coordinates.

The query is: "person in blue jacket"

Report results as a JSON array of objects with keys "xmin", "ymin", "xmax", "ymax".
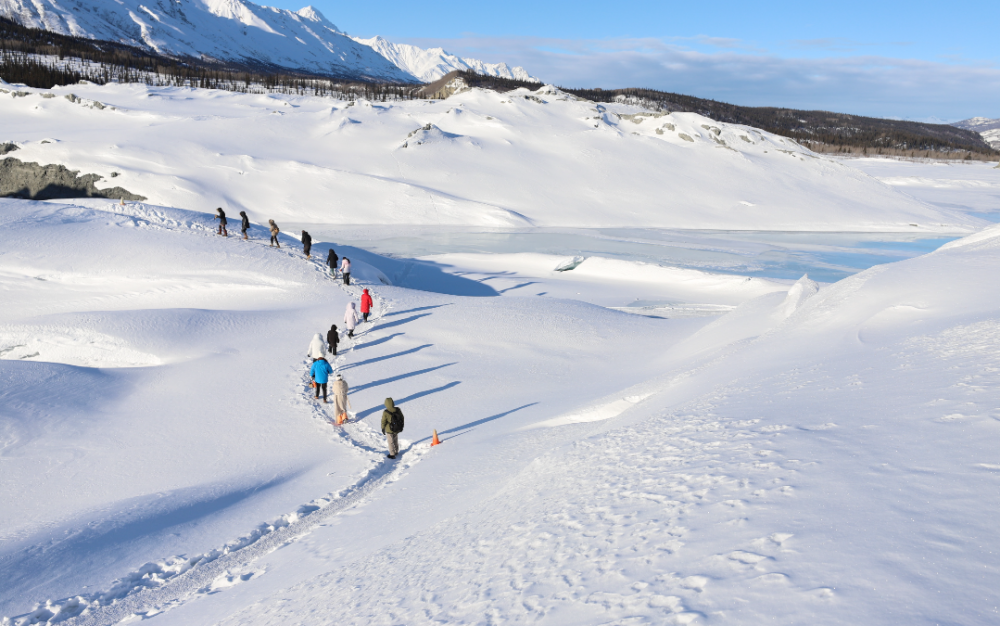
[{"xmin": 310, "ymin": 357, "xmax": 334, "ymax": 403}]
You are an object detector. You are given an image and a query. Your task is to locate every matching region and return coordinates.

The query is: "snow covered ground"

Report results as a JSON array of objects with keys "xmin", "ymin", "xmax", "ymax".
[
  {"xmin": 0, "ymin": 81, "xmax": 983, "ymax": 232},
  {"xmin": 2, "ymin": 82, "xmax": 1000, "ymax": 624}
]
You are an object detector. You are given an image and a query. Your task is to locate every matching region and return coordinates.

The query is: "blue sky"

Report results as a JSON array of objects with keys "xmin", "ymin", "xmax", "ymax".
[{"xmin": 270, "ymin": 0, "xmax": 999, "ymax": 120}]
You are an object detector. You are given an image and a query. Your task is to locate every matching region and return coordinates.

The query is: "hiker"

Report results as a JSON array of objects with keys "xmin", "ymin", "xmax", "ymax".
[
  {"xmin": 360, "ymin": 288, "xmax": 373, "ymax": 322},
  {"xmin": 302, "ymin": 230, "xmax": 312, "ymax": 259},
  {"xmin": 307, "ymin": 333, "xmax": 326, "ymax": 359},
  {"xmin": 327, "ymin": 248, "xmax": 339, "ymax": 277},
  {"xmin": 333, "ymin": 373, "xmax": 351, "ymax": 424},
  {"xmin": 239, "ymin": 210, "xmax": 250, "ymax": 240},
  {"xmin": 340, "ymin": 257, "xmax": 351, "ymax": 285},
  {"xmin": 215, "ymin": 207, "xmax": 228, "ymax": 237},
  {"xmin": 344, "ymin": 302, "xmax": 359, "ymax": 338},
  {"xmin": 269, "ymin": 220, "xmax": 280, "ymax": 248},
  {"xmin": 310, "ymin": 357, "xmax": 333, "ymax": 403},
  {"xmin": 380, "ymin": 397, "xmax": 404, "ymax": 459},
  {"xmin": 327, "ymin": 324, "xmax": 339, "ymax": 356}
]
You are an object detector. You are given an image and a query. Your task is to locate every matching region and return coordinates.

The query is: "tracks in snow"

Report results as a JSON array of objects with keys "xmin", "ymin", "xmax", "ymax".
[{"xmin": 4, "ymin": 205, "xmax": 426, "ymax": 626}]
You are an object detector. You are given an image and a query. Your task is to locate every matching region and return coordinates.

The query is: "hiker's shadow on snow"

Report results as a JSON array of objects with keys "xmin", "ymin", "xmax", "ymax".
[
  {"xmin": 340, "ymin": 344, "xmax": 433, "ymax": 371},
  {"xmin": 498, "ymin": 281, "xmax": 539, "ymax": 294},
  {"xmin": 375, "ymin": 313, "xmax": 432, "ymax": 330},
  {"xmin": 351, "ymin": 362, "xmax": 455, "ymax": 394},
  {"xmin": 352, "ymin": 332, "xmax": 404, "ymax": 351},
  {"xmin": 384, "ymin": 304, "xmax": 449, "ymax": 317},
  {"xmin": 356, "ymin": 380, "xmax": 462, "ymax": 419},
  {"xmin": 413, "ymin": 403, "xmax": 538, "ymax": 444}
]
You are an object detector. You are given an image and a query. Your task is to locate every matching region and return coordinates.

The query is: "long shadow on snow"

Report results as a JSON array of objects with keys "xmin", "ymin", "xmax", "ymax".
[
  {"xmin": 312, "ymin": 243, "xmax": 499, "ymax": 297},
  {"xmin": 412, "ymin": 403, "xmax": 538, "ymax": 444},
  {"xmin": 356, "ymin": 381, "xmax": 462, "ymax": 420},
  {"xmin": 383, "ymin": 304, "xmax": 449, "ymax": 317},
  {"xmin": 374, "ymin": 313, "xmax": 432, "ymax": 331},
  {"xmin": 350, "ymin": 363, "xmax": 456, "ymax": 394},
  {"xmin": 352, "ymin": 332, "xmax": 404, "ymax": 351},
  {"xmin": 0, "ymin": 472, "xmax": 302, "ymax": 602},
  {"xmin": 340, "ymin": 345, "xmax": 432, "ymax": 371}
]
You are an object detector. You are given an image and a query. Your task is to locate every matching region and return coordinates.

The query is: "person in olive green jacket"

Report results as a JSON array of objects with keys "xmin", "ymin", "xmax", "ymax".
[{"xmin": 380, "ymin": 397, "xmax": 404, "ymax": 459}]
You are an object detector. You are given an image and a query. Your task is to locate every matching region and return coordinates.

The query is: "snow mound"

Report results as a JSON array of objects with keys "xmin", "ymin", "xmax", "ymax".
[{"xmin": 0, "ymin": 326, "xmax": 160, "ymax": 368}]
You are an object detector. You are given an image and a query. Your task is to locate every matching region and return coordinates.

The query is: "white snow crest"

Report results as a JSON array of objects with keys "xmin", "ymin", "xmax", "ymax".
[{"xmin": 353, "ymin": 35, "xmax": 539, "ymax": 83}]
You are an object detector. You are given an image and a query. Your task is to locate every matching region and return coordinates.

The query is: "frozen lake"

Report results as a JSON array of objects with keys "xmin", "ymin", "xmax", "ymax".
[{"xmin": 302, "ymin": 225, "xmax": 959, "ymax": 284}]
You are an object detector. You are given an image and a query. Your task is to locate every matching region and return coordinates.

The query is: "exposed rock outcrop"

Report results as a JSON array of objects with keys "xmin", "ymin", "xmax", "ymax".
[{"xmin": 0, "ymin": 157, "xmax": 145, "ymax": 201}]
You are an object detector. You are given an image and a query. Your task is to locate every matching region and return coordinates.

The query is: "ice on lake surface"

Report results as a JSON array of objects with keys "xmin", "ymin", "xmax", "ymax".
[{"xmin": 302, "ymin": 225, "xmax": 959, "ymax": 283}]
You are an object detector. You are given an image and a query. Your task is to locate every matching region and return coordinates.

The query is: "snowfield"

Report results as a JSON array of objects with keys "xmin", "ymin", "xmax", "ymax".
[
  {"xmin": 0, "ymin": 81, "xmax": 983, "ymax": 232},
  {"xmin": 1, "ymin": 191, "xmax": 999, "ymax": 624},
  {"xmin": 1, "ymin": 81, "xmax": 1000, "ymax": 625}
]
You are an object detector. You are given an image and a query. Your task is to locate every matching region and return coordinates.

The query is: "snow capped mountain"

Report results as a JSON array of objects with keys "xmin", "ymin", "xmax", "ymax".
[
  {"xmin": 952, "ymin": 117, "xmax": 1000, "ymax": 149},
  {"xmin": 353, "ymin": 35, "xmax": 539, "ymax": 83},
  {"xmin": 0, "ymin": 0, "xmax": 417, "ymax": 82}
]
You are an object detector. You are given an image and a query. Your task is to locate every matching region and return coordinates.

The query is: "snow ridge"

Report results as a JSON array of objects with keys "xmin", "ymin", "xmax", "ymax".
[
  {"xmin": 353, "ymin": 36, "xmax": 539, "ymax": 83},
  {"xmin": 0, "ymin": 0, "xmax": 416, "ymax": 82}
]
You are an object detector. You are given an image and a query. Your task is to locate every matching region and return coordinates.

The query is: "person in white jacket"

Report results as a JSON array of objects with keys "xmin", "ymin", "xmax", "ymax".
[
  {"xmin": 339, "ymin": 257, "xmax": 351, "ymax": 285},
  {"xmin": 307, "ymin": 333, "xmax": 326, "ymax": 359},
  {"xmin": 344, "ymin": 302, "xmax": 359, "ymax": 338}
]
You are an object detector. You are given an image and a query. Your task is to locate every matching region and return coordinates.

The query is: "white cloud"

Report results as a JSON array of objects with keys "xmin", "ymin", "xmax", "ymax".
[{"xmin": 400, "ymin": 35, "xmax": 1000, "ymax": 120}]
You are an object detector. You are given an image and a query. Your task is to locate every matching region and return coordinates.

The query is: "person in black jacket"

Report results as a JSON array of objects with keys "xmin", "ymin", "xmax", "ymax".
[
  {"xmin": 215, "ymin": 208, "xmax": 228, "ymax": 237},
  {"xmin": 302, "ymin": 231, "xmax": 312, "ymax": 259},
  {"xmin": 326, "ymin": 248, "xmax": 339, "ymax": 277},
  {"xmin": 327, "ymin": 324, "xmax": 339, "ymax": 356},
  {"xmin": 239, "ymin": 211, "xmax": 250, "ymax": 240}
]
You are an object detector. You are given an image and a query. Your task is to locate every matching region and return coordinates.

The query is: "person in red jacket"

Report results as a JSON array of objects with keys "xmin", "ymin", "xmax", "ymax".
[{"xmin": 360, "ymin": 288, "xmax": 373, "ymax": 322}]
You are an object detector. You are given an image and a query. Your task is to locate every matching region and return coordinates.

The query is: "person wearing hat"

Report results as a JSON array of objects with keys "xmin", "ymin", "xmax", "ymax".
[
  {"xmin": 333, "ymin": 373, "xmax": 351, "ymax": 424},
  {"xmin": 239, "ymin": 210, "xmax": 250, "ymax": 240},
  {"xmin": 380, "ymin": 398, "xmax": 404, "ymax": 459}
]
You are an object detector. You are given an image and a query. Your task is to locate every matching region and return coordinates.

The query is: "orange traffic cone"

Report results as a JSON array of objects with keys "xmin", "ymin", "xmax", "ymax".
[{"xmin": 430, "ymin": 429, "xmax": 442, "ymax": 446}]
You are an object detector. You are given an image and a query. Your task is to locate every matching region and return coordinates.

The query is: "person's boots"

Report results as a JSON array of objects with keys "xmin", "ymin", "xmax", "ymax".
[
  {"xmin": 223, "ymin": 227, "xmax": 228, "ymax": 237},
  {"xmin": 217, "ymin": 225, "xmax": 222, "ymax": 235},
  {"xmin": 243, "ymin": 233, "xmax": 248, "ymax": 240}
]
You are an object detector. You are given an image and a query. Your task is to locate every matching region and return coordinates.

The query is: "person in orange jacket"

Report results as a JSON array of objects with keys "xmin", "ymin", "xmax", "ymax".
[{"xmin": 360, "ymin": 288, "xmax": 373, "ymax": 322}]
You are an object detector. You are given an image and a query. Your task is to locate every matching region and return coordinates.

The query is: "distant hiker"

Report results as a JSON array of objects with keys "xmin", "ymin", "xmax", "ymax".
[
  {"xmin": 327, "ymin": 248, "xmax": 339, "ymax": 277},
  {"xmin": 340, "ymin": 257, "xmax": 351, "ymax": 285},
  {"xmin": 307, "ymin": 333, "xmax": 326, "ymax": 359},
  {"xmin": 215, "ymin": 207, "xmax": 228, "ymax": 237},
  {"xmin": 239, "ymin": 210, "xmax": 250, "ymax": 240},
  {"xmin": 269, "ymin": 220, "xmax": 280, "ymax": 248},
  {"xmin": 327, "ymin": 324, "xmax": 339, "ymax": 356},
  {"xmin": 360, "ymin": 288, "xmax": 373, "ymax": 322},
  {"xmin": 310, "ymin": 357, "xmax": 333, "ymax": 403},
  {"xmin": 344, "ymin": 302, "xmax": 359, "ymax": 338},
  {"xmin": 302, "ymin": 230, "xmax": 312, "ymax": 259},
  {"xmin": 333, "ymin": 373, "xmax": 351, "ymax": 424},
  {"xmin": 380, "ymin": 397, "xmax": 404, "ymax": 459}
]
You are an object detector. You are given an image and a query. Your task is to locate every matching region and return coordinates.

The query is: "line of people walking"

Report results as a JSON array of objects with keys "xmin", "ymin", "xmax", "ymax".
[{"xmin": 307, "ymin": 286, "xmax": 404, "ymax": 459}]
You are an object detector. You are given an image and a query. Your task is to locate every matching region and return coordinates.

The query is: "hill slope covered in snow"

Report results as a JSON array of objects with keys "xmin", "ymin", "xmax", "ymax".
[
  {"xmin": 953, "ymin": 117, "xmax": 1000, "ymax": 149},
  {"xmin": 1, "ymin": 197, "xmax": 998, "ymax": 625},
  {"xmin": 0, "ymin": 0, "xmax": 414, "ymax": 81},
  {"xmin": 0, "ymin": 81, "xmax": 982, "ymax": 233},
  {"xmin": 352, "ymin": 36, "xmax": 538, "ymax": 83}
]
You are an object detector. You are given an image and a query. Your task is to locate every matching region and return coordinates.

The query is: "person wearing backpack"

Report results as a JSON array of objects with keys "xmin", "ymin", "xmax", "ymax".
[
  {"xmin": 302, "ymin": 230, "xmax": 312, "ymax": 259},
  {"xmin": 239, "ymin": 210, "xmax": 250, "ymax": 240},
  {"xmin": 269, "ymin": 220, "xmax": 280, "ymax": 247},
  {"xmin": 215, "ymin": 207, "xmax": 228, "ymax": 237},
  {"xmin": 310, "ymin": 357, "xmax": 333, "ymax": 403},
  {"xmin": 380, "ymin": 397, "xmax": 404, "ymax": 459}
]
